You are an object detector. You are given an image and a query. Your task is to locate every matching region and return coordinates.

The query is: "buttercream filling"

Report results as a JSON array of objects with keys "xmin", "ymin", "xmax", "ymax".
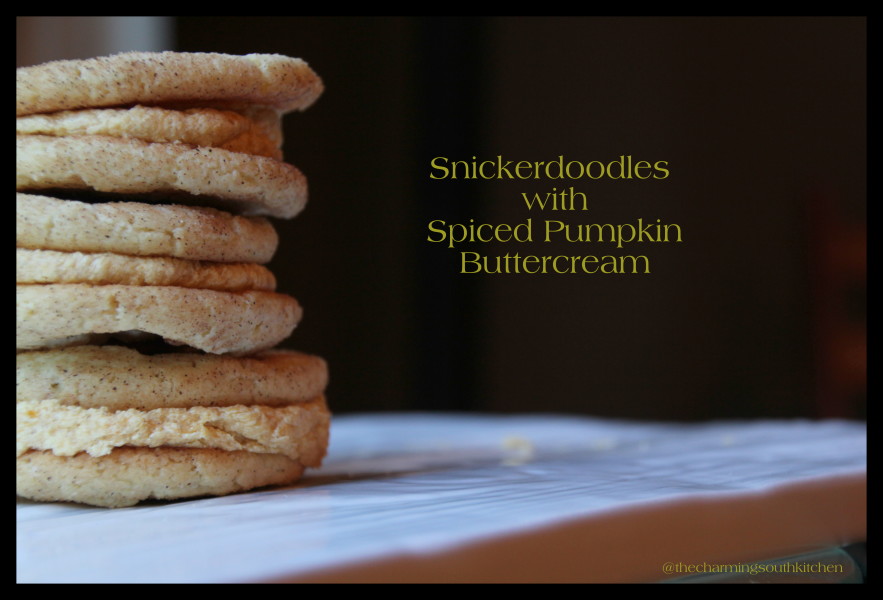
[{"xmin": 16, "ymin": 396, "xmax": 328, "ymax": 464}]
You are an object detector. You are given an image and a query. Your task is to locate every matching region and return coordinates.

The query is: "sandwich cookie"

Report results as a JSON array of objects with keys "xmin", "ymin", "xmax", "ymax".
[{"xmin": 17, "ymin": 346, "xmax": 330, "ymax": 508}]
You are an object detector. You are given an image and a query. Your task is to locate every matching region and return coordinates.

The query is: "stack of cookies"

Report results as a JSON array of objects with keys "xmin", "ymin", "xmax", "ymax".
[{"xmin": 16, "ymin": 52, "xmax": 331, "ymax": 508}]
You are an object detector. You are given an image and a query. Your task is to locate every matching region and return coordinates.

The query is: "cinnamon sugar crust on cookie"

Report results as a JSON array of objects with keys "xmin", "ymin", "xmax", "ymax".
[
  {"xmin": 16, "ymin": 52, "xmax": 323, "ymax": 117},
  {"xmin": 16, "ymin": 135, "xmax": 308, "ymax": 219},
  {"xmin": 17, "ymin": 248, "xmax": 277, "ymax": 292},
  {"xmin": 17, "ymin": 346, "xmax": 329, "ymax": 410},
  {"xmin": 17, "ymin": 105, "xmax": 284, "ymax": 159},
  {"xmin": 16, "ymin": 284, "xmax": 302, "ymax": 355},
  {"xmin": 17, "ymin": 448, "xmax": 312, "ymax": 508},
  {"xmin": 16, "ymin": 194, "xmax": 280, "ymax": 264}
]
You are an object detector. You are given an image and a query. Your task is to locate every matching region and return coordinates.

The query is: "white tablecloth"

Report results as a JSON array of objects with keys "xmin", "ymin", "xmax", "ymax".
[{"xmin": 16, "ymin": 414, "xmax": 867, "ymax": 583}]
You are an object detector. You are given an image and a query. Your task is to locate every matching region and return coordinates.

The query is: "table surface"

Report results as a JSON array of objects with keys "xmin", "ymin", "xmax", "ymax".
[{"xmin": 16, "ymin": 413, "xmax": 867, "ymax": 583}]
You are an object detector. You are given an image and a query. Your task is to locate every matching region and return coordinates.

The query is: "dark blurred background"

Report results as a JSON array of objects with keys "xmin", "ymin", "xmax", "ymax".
[{"xmin": 17, "ymin": 17, "xmax": 866, "ymax": 421}]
